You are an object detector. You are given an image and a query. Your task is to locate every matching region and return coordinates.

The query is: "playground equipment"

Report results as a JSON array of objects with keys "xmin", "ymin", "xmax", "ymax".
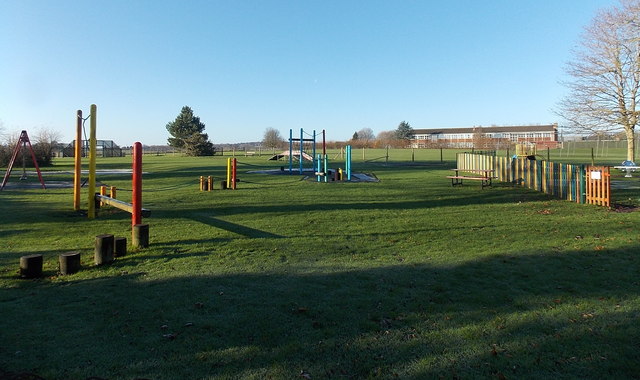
[
  {"xmin": 289, "ymin": 128, "xmax": 325, "ymax": 174},
  {"xmin": 1, "ymin": 130, "xmax": 46, "ymax": 190},
  {"xmin": 515, "ymin": 142, "xmax": 537, "ymax": 158},
  {"xmin": 226, "ymin": 157, "xmax": 237, "ymax": 189},
  {"xmin": 75, "ymin": 105, "xmax": 149, "ymax": 247},
  {"xmin": 314, "ymin": 145, "xmax": 352, "ymax": 182}
]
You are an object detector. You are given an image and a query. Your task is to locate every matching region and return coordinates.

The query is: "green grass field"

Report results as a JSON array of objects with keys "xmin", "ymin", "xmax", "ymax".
[{"xmin": 1, "ymin": 149, "xmax": 639, "ymax": 379}]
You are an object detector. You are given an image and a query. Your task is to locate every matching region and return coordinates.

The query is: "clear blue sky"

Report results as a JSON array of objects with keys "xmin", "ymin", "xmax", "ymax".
[{"xmin": 0, "ymin": 0, "xmax": 617, "ymax": 146}]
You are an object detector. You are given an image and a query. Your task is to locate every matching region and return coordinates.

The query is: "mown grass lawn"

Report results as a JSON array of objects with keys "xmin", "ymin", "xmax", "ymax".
[{"xmin": 1, "ymin": 150, "xmax": 639, "ymax": 379}]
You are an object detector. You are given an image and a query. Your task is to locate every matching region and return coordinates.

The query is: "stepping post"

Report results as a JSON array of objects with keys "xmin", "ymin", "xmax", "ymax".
[
  {"xmin": 132, "ymin": 224, "xmax": 149, "ymax": 248},
  {"xmin": 114, "ymin": 237, "xmax": 127, "ymax": 257},
  {"xmin": 59, "ymin": 252, "xmax": 81, "ymax": 275},
  {"xmin": 95, "ymin": 234, "xmax": 114, "ymax": 265},
  {"xmin": 20, "ymin": 254, "xmax": 43, "ymax": 278}
]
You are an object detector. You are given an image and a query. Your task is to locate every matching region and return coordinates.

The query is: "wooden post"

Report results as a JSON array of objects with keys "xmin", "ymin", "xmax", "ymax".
[
  {"xmin": 132, "ymin": 142, "xmax": 142, "ymax": 227},
  {"xmin": 20, "ymin": 254, "xmax": 43, "ymax": 278},
  {"xmin": 132, "ymin": 224, "xmax": 149, "ymax": 248},
  {"xmin": 88, "ymin": 104, "xmax": 97, "ymax": 219},
  {"xmin": 440, "ymin": 148, "xmax": 443, "ymax": 163},
  {"xmin": 207, "ymin": 176, "xmax": 213, "ymax": 191},
  {"xmin": 59, "ymin": 252, "xmax": 81, "ymax": 275},
  {"xmin": 199, "ymin": 176, "xmax": 205, "ymax": 191},
  {"xmin": 114, "ymin": 237, "xmax": 127, "ymax": 257},
  {"xmin": 73, "ymin": 110, "xmax": 82, "ymax": 211},
  {"xmin": 95, "ymin": 234, "xmax": 114, "ymax": 265},
  {"xmin": 100, "ymin": 185, "xmax": 107, "ymax": 206}
]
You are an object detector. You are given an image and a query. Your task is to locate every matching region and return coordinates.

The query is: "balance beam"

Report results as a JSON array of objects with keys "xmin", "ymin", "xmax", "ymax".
[{"xmin": 95, "ymin": 194, "xmax": 151, "ymax": 217}]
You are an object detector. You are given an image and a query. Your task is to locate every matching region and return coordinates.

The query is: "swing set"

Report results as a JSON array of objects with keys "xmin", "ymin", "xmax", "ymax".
[{"xmin": 0, "ymin": 130, "xmax": 46, "ymax": 190}]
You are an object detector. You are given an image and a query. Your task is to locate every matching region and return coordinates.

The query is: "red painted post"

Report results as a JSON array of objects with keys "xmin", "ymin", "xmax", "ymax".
[
  {"xmin": 132, "ymin": 142, "xmax": 142, "ymax": 226},
  {"xmin": 232, "ymin": 158, "xmax": 237, "ymax": 189}
]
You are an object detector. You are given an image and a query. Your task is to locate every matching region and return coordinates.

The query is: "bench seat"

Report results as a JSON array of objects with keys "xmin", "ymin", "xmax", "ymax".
[{"xmin": 446, "ymin": 175, "xmax": 492, "ymax": 189}]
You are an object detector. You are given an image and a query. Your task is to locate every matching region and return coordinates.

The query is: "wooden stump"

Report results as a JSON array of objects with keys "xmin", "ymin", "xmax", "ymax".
[
  {"xmin": 95, "ymin": 234, "xmax": 114, "ymax": 265},
  {"xmin": 20, "ymin": 254, "xmax": 43, "ymax": 278},
  {"xmin": 59, "ymin": 252, "xmax": 81, "ymax": 275},
  {"xmin": 220, "ymin": 180, "xmax": 227, "ymax": 190},
  {"xmin": 114, "ymin": 237, "xmax": 127, "ymax": 257},
  {"xmin": 132, "ymin": 224, "xmax": 149, "ymax": 248}
]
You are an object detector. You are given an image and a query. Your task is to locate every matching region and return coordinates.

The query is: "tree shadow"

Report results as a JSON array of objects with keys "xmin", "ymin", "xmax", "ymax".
[{"xmin": 1, "ymin": 246, "xmax": 638, "ymax": 379}]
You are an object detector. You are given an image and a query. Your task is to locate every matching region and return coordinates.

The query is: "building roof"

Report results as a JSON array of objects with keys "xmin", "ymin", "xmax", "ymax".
[{"xmin": 413, "ymin": 124, "xmax": 557, "ymax": 135}]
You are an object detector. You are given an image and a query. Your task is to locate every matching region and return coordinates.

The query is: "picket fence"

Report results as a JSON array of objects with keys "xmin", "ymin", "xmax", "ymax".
[{"xmin": 456, "ymin": 153, "xmax": 611, "ymax": 207}]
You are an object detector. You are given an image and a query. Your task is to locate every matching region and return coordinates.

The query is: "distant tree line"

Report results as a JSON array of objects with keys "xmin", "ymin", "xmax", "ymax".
[{"xmin": 0, "ymin": 128, "xmax": 61, "ymax": 167}]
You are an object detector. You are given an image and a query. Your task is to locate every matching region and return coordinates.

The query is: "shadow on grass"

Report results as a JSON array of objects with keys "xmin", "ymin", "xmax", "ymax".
[
  {"xmin": 1, "ymin": 246, "xmax": 638, "ymax": 379},
  {"xmin": 191, "ymin": 213, "xmax": 284, "ymax": 239}
]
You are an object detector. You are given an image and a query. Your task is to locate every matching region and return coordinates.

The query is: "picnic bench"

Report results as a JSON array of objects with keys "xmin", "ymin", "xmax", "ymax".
[
  {"xmin": 613, "ymin": 165, "xmax": 640, "ymax": 177},
  {"xmin": 446, "ymin": 168, "xmax": 494, "ymax": 189}
]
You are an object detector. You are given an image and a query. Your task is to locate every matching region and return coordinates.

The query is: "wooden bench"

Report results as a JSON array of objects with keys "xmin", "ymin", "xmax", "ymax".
[{"xmin": 446, "ymin": 169, "xmax": 494, "ymax": 189}]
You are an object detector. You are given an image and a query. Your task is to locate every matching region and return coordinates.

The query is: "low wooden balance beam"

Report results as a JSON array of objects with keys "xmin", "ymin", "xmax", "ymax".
[{"xmin": 95, "ymin": 194, "xmax": 151, "ymax": 217}]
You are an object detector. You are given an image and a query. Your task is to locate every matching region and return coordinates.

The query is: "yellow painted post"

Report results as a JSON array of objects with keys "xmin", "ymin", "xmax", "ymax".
[
  {"xmin": 226, "ymin": 158, "xmax": 232, "ymax": 189},
  {"xmin": 73, "ymin": 110, "xmax": 82, "ymax": 211},
  {"xmin": 88, "ymin": 104, "xmax": 97, "ymax": 219}
]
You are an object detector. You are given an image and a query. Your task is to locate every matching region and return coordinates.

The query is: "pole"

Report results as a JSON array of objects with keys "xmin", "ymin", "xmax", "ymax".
[
  {"xmin": 226, "ymin": 158, "xmax": 232, "ymax": 188},
  {"xmin": 322, "ymin": 129, "xmax": 326, "ymax": 156},
  {"xmin": 132, "ymin": 142, "xmax": 142, "ymax": 226},
  {"xmin": 74, "ymin": 110, "xmax": 82, "ymax": 211},
  {"xmin": 324, "ymin": 154, "xmax": 328, "ymax": 183},
  {"xmin": 346, "ymin": 145, "xmax": 352, "ymax": 181},
  {"xmin": 232, "ymin": 158, "xmax": 237, "ymax": 190},
  {"xmin": 289, "ymin": 129, "xmax": 293, "ymax": 174},
  {"xmin": 312, "ymin": 129, "xmax": 316, "ymax": 174},
  {"xmin": 87, "ymin": 104, "xmax": 97, "ymax": 219},
  {"xmin": 299, "ymin": 128, "xmax": 303, "ymax": 174}
]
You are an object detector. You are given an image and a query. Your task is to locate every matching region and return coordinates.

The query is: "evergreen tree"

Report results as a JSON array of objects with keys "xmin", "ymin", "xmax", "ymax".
[
  {"xmin": 395, "ymin": 121, "xmax": 414, "ymax": 141},
  {"xmin": 166, "ymin": 106, "xmax": 215, "ymax": 156}
]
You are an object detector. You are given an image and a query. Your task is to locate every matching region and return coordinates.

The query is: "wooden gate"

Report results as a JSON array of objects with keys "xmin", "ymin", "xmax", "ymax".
[{"xmin": 585, "ymin": 166, "xmax": 611, "ymax": 207}]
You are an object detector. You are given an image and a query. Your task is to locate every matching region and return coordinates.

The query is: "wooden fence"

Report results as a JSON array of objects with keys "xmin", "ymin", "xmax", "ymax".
[{"xmin": 457, "ymin": 153, "xmax": 611, "ymax": 206}]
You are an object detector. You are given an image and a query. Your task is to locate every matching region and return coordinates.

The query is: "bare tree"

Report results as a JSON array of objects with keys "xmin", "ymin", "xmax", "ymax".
[
  {"xmin": 32, "ymin": 128, "xmax": 62, "ymax": 166},
  {"xmin": 557, "ymin": 0, "xmax": 640, "ymax": 161},
  {"xmin": 377, "ymin": 130, "xmax": 402, "ymax": 148},
  {"xmin": 356, "ymin": 128, "xmax": 375, "ymax": 148},
  {"xmin": 262, "ymin": 127, "xmax": 285, "ymax": 149}
]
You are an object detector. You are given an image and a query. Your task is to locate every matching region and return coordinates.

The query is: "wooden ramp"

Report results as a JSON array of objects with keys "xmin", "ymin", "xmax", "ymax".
[{"xmin": 269, "ymin": 150, "xmax": 313, "ymax": 161}]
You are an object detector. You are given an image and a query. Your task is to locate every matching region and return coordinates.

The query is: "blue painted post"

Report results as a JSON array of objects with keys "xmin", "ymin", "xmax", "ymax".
[
  {"xmin": 316, "ymin": 154, "xmax": 321, "ymax": 182},
  {"xmin": 298, "ymin": 128, "xmax": 303, "ymax": 174},
  {"xmin": 312, "ymin": 130, "xmax": 316, "ymax": 175},
  {"xmin": 289, "ymin": 129, "xmax": 293, "ymax": 174}
]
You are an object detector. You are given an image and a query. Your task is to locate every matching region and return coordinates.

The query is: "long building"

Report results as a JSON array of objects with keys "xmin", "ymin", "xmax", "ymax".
[{"xmin": 411, "ymin": 124, "xmax": 559, "ymax": 149}]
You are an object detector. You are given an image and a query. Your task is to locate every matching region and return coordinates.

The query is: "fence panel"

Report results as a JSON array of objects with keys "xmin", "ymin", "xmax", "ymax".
[
  {"xmin": 456, "ymin": 153, "xmax": 594, "ymax": 205},
  {"xmin": 585, "ymin": 166, "xmax": 611, "ymax": 207}
]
